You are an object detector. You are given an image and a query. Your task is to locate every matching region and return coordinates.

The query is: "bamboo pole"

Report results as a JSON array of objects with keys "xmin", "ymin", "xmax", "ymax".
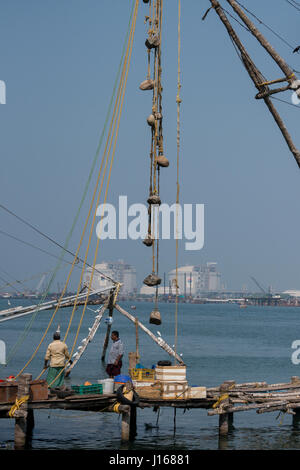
[{"xmin": 226, "ymin": 0, "xmax": 296, "ymax": 81}]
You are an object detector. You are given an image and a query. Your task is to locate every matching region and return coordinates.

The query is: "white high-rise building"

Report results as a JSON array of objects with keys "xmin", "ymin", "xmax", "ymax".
[
  {"xmin": 168, "ymin": 266, "xmax": 198, "ymax": 296},
  {"xmin": 84, "ymin": 260, "xmax": 137, "ymax": 295},
  {"xmin": 168, "ymin": 262, "xmax": 221, "ymax": 295}
]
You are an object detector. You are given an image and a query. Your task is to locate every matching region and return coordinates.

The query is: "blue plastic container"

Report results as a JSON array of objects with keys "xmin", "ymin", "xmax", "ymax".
[{"xmin": 114, "ymin": 374, "xmax": 132, "ymax": 384}]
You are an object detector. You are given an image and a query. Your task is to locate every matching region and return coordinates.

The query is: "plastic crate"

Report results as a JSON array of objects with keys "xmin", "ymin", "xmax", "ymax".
[
  {"xmin": 129, "ymin": 368, "xmax": 155, "ymax": 382},
  {"xmin": 71, "ymin": 383, "xmax": 103, "ymax": 395}
]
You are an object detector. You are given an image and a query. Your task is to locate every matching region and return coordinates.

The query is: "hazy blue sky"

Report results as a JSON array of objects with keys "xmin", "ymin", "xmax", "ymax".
[{"xmin": 1, "ymin": 0, "xmax": 300, "ymax": 293}]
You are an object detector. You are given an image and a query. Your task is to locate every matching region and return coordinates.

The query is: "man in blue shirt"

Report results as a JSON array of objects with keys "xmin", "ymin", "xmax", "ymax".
[{"xmin": 106, "ymin": 330, "xmax": 124, "ymax": 378}]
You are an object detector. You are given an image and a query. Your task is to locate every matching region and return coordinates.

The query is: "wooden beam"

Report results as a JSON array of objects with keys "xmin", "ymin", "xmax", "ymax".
[
  {"xmin": 209, "ymin": 0, "xmax": 300, "ymax": 168},
  {"xmin": 226, "ymin": 0, "xmax": 296, "ymax": 80}
]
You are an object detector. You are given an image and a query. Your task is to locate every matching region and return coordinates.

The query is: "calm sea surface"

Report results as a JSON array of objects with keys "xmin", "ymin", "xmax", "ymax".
[{"xmin": 1, "ymin": 298, "xmax": 300, "ymax": 450}]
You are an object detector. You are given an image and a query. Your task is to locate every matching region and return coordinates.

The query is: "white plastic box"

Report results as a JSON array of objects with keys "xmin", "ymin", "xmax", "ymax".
[
  {"xmin": 155, "ymin": 365, "xmax": 186, "ymax": 382},
  {"xmin": 188, "ymin": 386, "xmax": 206, "ymax": 399}
]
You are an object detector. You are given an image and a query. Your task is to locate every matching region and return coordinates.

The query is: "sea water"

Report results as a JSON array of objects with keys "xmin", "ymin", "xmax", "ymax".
[{"xmin": 0, "ymin": 298, "xmax": 300, "ymax": 450}]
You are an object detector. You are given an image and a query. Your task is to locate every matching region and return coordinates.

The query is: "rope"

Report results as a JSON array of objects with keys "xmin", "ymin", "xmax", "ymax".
[
  {"xmin": 284, "ymin": 0, "xmax": 300, "ymax": 10},
  {"xmin": 0, "ymin": 3, "xmax": 136, "ymax": 367},
  {"xmin": 8, "ymin": 395, "xmax": 30, "ymax": 418},
  {"xmin": 0, "ymin": 229, "xmax": 83, "ymax": 271},
  {"xmin": 258, "ymin": 73, "xmax": 295, "ymax": 87},
  {"xmin": 144, "ymin": 0, "xmax": 164, "ymax": 314},
  {"xmin": 14, "ymin": 1, "xmax": 137, "ymax": 378},
  {"xmin": 46, "ymin": 0, "xmax": 140, "ymax": 387},
  {"xmin": 174, "ymin": 0, "xmax": 181, "ymax": 365},
  {"xmin": 0, "ymin": 269, "xmax": 50, "ymax": 292},
  {"xmin": 212, "ymin": 393, "xmax": 229, "ymax": 409}
]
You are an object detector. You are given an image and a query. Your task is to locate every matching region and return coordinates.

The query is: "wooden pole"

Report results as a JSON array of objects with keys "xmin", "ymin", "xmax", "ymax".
[
  {"xmin": 209, "ymin": 0, "xmax": 300, "ymax": 168},
  {"xmin": 226, "ymin": 0, "xmax": 296, "ymax": 80},
  {"xmin": 101, "ymin": 290, "xmax": 115, "ymax": 362},
  {"xmin": 122, "ymin": 410, "xmax": 131, "ymax": 441},
  {"xmin": 135, "ymin": 317, "xmax": 139, "ymax": 361},
  {"xmin": 14, "ymin": 373, "xmax": 32, "ymax": 450},
  {"xmin": 118, "ymin": 405, "xmax": 132, "ymax": 441},
  {"xmin": 173, "ymin": 407, "xmax": 177, "ymax": 436},
  {"xmin": 218, "ymin": 381, "xmax": 235, "ymax": 436},
  {"xmin": 290, "ymin": 377, "xmax": 300, "ymax": 425},
  {"xmin": 130, "ymin": 406, "xmax": 137, "ymax": 440}
]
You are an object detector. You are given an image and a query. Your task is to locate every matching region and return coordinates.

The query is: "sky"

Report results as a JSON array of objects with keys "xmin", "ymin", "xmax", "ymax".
[{"xmin": 0, "ymin": 0, "xmax": 300, "ymax": 293}]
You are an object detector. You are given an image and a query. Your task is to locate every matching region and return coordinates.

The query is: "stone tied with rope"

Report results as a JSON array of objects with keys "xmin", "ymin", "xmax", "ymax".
[{"xmin": 140, "ymin": 0, "xmax": 170, "ymax": 325}]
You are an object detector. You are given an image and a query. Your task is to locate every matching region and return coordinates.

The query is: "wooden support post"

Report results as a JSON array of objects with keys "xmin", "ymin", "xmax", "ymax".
[
  {"xmin": 219, "ymin": 412, "xmax": 229, "ymax": 436},
  {"xmin": 173, "ymin": 407, "xmax": 177, "ymax": 436},
  {"xmin": 218, "ymin": 381, "xmax": 235, "ymax": 436},
  {"xmin": 130, "ymin": 406, "xmax": 137, "ymax": 440},
  {"xmin": 292, "ymin": 409, "xmax": 300, "ymax": 426},
  {"xmin": 128, "ymin": 352, "xmax": 138, "ymax": 370},
  {"xmin": 14, "ymin": 373, "xmax": 32, "ymax": 450},
  {"xmin": 228, "ymin": 412, "xmax": 234, "ymax": 430},
  {"xmin": 118, "ymin": 404, "xmax": 137, "ymax": 441},
  {"xmin": 291, "ymin": 378, "xmax": 300, "ymax": 425},
  {"xmin": 119, "ymin": 405, "xmax": 131, "ymax": 441},
  {"xmin": 101, "ymin": 290, "xmax": 115, "ymax": 362}
]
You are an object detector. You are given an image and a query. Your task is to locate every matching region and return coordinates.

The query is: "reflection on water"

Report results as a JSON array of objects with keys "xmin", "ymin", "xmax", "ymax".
[{"xmin": 1, "ymin": 300, "xmax": 300, "ymax": 449}]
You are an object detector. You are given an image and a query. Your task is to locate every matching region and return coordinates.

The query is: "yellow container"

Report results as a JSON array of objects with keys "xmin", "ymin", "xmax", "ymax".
[{"xmin": 129, "ymin": 368, "xmax": 155, "ymax": 382}]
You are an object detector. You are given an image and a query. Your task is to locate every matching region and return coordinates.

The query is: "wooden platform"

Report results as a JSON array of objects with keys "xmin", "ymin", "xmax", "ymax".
[{"xmin": 3, "ymin": 374, "xmax": 300, "ymax": 448}]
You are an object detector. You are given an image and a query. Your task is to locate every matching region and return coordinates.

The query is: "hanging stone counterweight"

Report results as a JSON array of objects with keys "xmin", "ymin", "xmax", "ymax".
[
  {"xmin": 156, "ymin": 155, "xmax": 169, "ymax": 167},
  {"xmin": 147, "ymin": 195, "xmax": 161, "ymax": 205},
  {"xmin": 145, "ymin": 35, "xmax": 160, "ymax": 50},
  {"xmin": 139, "ymin": 79, "xmax": 154, "ymax": 91},
  {"xmin": 147, "ymin": 114, "xmax": 155, "ymax": 127},
  {"xmin": 143, "ymin": 273, "xmax": 161, "ymax": 287},
  {"xmin": 149, "ymin": 310, "xmax": 161, "ymax": 325},
  {"xmin": 143, "ymin": 235, "xmax": 154, "ymax": 247}
]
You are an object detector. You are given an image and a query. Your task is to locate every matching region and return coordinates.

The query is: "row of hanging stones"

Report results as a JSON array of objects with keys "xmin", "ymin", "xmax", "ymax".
[{"xmin": 140, "ymin": 0, "xmax": 169, "ymax": 325}]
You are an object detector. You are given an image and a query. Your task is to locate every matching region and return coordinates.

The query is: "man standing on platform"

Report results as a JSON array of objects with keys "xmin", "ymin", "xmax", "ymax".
[
  {"xmin": 106, "ymin": 330, "xmax": 124, "ymax": 378},
  {"xmin": 44, "ymin": 331, "xmax": 72, "ymax": 388}
]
